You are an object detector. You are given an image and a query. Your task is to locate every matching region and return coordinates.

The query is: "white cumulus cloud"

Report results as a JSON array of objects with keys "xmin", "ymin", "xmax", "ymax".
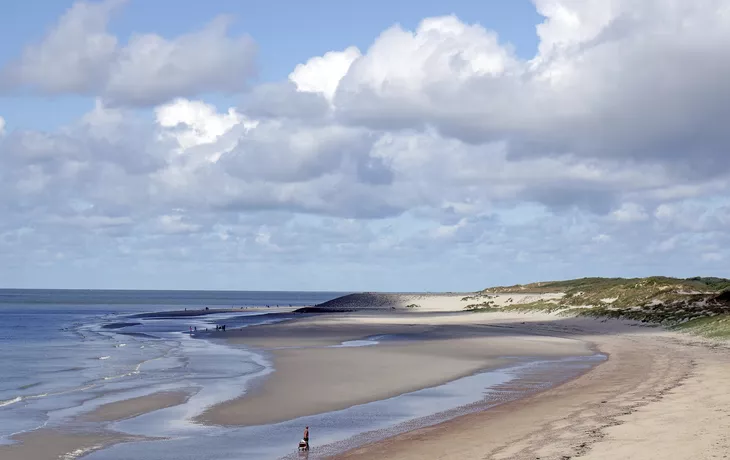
[
  {"xmin": 289, "ymin": 46, "xmax": 361, "ymax": 103},
  {"xmin": 0, "ymin": 0, "xmax": 256, "ymax": 106}
]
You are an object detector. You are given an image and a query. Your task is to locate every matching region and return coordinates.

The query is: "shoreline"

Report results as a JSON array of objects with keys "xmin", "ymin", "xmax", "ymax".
[
  {"xmin": 282, "ymin": 351, "xmax": 608, "ymax": 459},
  {"xmin": 331, "ymin": 317, "xmax": 730, "ymax": 460},
  {"xmin": 2, "ymin": 299, "xmax": 728, "ymax": 459}
]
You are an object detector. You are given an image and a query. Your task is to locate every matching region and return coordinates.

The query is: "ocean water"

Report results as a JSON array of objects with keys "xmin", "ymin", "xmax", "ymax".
[{"xmin": 0, "ymin": 289, "xmax": 344, "ymax": 446}]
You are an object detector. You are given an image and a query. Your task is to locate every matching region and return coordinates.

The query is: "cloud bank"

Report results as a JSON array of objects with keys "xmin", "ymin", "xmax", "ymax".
[
  {"xmin": 1, "ymin": 0, "xmax": 729, "ymax": 289},
  {"xmin": 0, "ymin": 0, "xmax": 256, "ymax": 106}
]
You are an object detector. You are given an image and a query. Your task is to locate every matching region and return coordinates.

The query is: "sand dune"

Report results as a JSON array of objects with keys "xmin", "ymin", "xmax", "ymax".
[{"xmin": 304, "ymin": 292, "xmax": 564, "ymax": 313}]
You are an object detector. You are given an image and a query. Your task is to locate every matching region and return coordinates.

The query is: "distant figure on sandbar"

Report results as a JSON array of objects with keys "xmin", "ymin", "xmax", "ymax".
[{"xmin": 298, "ymin": 426, "xmax": 310, "ymax": 452}]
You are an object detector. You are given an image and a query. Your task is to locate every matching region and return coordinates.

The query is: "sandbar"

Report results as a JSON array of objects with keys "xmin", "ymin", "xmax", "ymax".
[
  {"xmin": 197, "ymin": 312, "xmax": 595, "ymax": 426},
  {"xmin": 81, "ymin": 390, "xmax": 190, "ymax": 422}
]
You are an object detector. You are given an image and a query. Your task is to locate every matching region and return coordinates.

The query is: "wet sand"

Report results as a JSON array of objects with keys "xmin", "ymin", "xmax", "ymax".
[
  {"xmin": 0, "ymin": 390, "xmax": 190, "ymax": 460},
  {"xmin": 81, "ymin": 390, "xmax": 191, "ymax": 422},
  {"xmin": 0, "ymin": 429, "xmax": 139, "ymax": 460},
  {"xmin": 197, "ymin": 313, "xmax": 596, "ymax": 426}
]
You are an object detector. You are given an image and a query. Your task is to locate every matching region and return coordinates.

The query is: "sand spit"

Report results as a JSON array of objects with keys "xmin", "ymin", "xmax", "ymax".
[
  {"xmin": 128, "ymin": 306, "xmax": 299, "ymax": 319},
  {"xmin": 129, "ymin": 308, "xmax": 257, "ymax": 318}
]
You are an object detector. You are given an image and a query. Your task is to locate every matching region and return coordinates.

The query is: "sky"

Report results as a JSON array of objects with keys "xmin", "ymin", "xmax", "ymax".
[{"xmin": 1, "ymin": 0, "xmax": 729, "ymax": 292}]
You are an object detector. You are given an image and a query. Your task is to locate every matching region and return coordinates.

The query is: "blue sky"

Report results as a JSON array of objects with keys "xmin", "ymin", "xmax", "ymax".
[
  {"xmin": 0, "ymin": 0, "xmax": 541, "ymax": 130},
  {"xmin": 1, "ymin": 0, "xmax": 729, "ymax": 291}
]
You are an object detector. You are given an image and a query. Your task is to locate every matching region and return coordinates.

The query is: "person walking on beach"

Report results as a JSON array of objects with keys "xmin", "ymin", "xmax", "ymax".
[{"xmin": 303, "ymin": 426, "xmax": 310, "ymax": 450}]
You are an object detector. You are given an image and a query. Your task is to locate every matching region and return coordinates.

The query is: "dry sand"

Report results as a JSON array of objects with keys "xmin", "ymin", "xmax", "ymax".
[
  {"xmin": 333, "ymin": 315, "xmax": 730, "ymax": 460},
  {"xmin": 308, "ymin": 292, "xmax": 565, "ymax": 312}
]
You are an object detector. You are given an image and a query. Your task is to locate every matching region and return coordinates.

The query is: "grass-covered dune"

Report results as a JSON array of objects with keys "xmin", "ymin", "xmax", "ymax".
[{"xmin": 471, "ymin": 276, "xmax": 730, "ymax": 339}]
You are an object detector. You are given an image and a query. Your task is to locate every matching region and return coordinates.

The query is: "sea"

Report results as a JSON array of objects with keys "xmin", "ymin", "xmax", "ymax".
[
  {"xmin": 0, "ymin": 291, "xmax": 342, "ymax": 446},
  {"xmin": 0, "ymin": 289, "xmax": 606, "ymax": 460}
]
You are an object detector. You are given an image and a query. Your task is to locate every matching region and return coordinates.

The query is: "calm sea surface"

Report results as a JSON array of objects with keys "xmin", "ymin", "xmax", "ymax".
[{"xmin": 0, "ymin": 289, "xmax": 345, "ymax": 446}]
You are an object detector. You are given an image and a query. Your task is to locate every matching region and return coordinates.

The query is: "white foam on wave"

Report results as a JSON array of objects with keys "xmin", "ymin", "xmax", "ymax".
[
  {"xmin": 334, "ymin": 339, "xmax": 379, "ymax": 348},
  {"xmin": 116, "ymin": 343, "xmax": 126, "ymax": 348},
  {"xmin": 99, "ymin": 356, "xmax": 111, "ymax": 360},
  {"xmin": 0, "ymin": 396, "xmax": 22, "ymax": 407},
  {"xmin": 61, "ymin": 444, "xmax": 105, "ymax": 460},
  {"xmin": 0, "ymin": 387, "xmax": 83, "ymax": 410}
]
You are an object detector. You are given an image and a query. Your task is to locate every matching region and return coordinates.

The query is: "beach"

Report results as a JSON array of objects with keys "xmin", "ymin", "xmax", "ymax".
[
  {"xmin": 333, "ymin": 314, "xmax": 730, "ymax": 459},
  {"xmin": 198, "ymin": 312, "xmax": 595, "ymax": 426},
  {"xmin": 1, "ymin": 291, "xmax": 728, "ymax": 459}
]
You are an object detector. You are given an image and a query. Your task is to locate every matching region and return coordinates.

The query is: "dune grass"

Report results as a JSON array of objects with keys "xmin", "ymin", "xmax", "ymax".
[
  {"xmin": 672, "ymin": 314, "xmax": 730, "ymax": 339},
  {"xmin": 467, "ymin": 277, "xmax": 730, "ymax": 338}
]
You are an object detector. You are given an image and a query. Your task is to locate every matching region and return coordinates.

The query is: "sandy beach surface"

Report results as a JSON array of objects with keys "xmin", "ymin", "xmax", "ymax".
[
  {"xmin": 198, "ymin": 313, "xmax": 595, "ymax": 426},
  {"xmin": 332, "ymin": 314, "xmax": 730, "ymax": 460},
  {"xmin": 2, "ymin": 293, "xmax": 729, "ymax": 460}
]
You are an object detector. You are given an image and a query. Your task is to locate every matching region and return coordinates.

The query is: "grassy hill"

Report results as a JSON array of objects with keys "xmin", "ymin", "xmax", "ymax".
[{"xmin": 472, "ymin": 276, "xmax": 730, "ymax": 339}]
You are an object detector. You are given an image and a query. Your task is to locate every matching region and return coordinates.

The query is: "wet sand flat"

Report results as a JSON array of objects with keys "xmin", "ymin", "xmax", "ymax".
[
  {"xmin": 81, "ymin": 390, "xmax": 190, "ymax": 422},
  {"xmin": 0, "ymin": 390, "xmax": 189, "ymax": 460},
  {"xmin": 197, "ymin": 313, "xmax": 595, "ymax": 426},
  {"xmin": 0, "ymin": 429, "xmax": 138, "ymax": 460}
]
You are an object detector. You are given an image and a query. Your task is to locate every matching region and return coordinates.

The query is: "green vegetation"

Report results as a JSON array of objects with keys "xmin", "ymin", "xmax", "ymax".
[
  {"xmin": 672, "ymin": 315, "xmax": 730, "ymax": 339},
  {"xmin": 465, "ymin": 277, "xmax": 730, "ymax": 338},
  {"xmin": 405, "ymin": 303, "xmax": 421, "ymax": 309},
  {"xmin": 502, "ymin": 300, "xmax": 567, "ymax": 313},
  {"xmin": 464, "ymin": 301, "xmax": 499, "ymax": 312}
]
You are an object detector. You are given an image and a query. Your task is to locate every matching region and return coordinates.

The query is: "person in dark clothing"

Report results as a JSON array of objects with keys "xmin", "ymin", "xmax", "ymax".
[{"xmin": 303, "ymin": 426, "xmax": 309, "ymax": 449}]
